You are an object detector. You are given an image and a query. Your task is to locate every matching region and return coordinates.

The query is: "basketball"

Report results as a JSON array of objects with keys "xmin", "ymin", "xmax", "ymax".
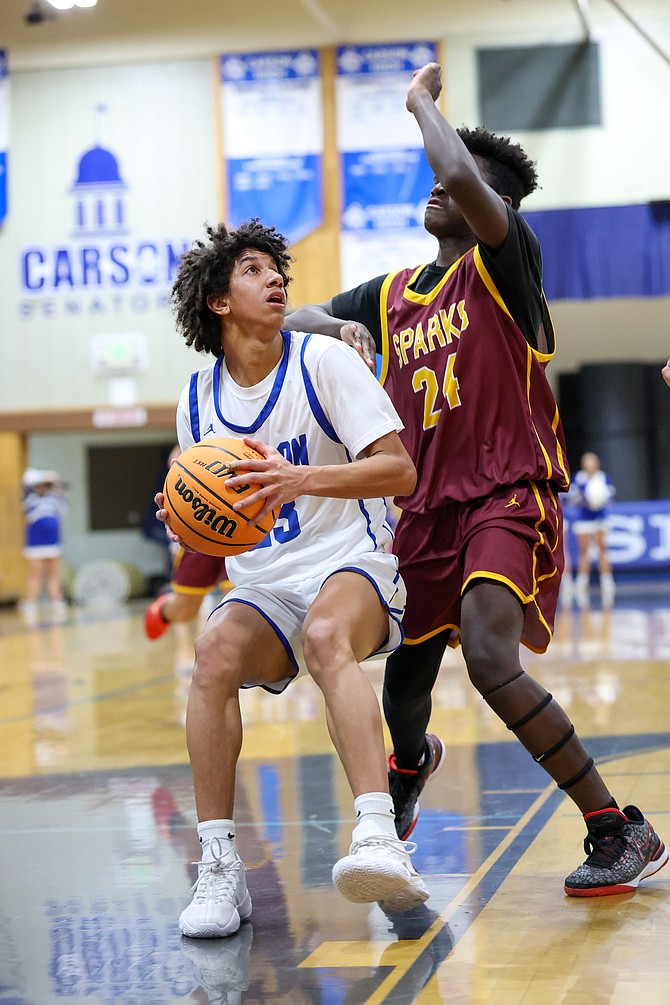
[
  {"xmin": 162, "ymin": 438, "xmax": 278, "ymax": 556},
  {"xmin": 584, "ymin": 474, "xmax": 611, "ymax": 512}
]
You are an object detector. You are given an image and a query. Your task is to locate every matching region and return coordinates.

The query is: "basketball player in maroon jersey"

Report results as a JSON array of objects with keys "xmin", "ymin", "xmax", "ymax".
[
  {"xmin": 285, "ymin": 62, "xmax": 667, "ymax": 897},
  {"xmin": 144, "ymin": 547, "xmax": 231, "ymax": 640}
]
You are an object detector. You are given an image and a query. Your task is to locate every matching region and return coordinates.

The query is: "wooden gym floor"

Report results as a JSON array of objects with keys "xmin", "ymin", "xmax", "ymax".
[{"xmin": 0, "ymin": 585, "xmax": 669, "ymax": 1004}]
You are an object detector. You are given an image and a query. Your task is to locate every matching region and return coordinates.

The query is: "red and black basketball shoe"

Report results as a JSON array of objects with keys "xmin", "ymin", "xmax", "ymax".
[
  {"xmin": 564, "ymin": 804, "xmax": 668, "ymax": 897},
  {"xmin": 388, "ymin": 733, "xmax": 446, "ymax": 840}
]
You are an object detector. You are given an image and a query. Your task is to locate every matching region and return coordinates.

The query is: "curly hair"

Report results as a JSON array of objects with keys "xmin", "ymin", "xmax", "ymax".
[
  {"xmin": 171, "ymin": 219, "xmax": 293, "ymax": 356},
  {"xmin": 457, "ymin": 126, "xmax": 538, "ymax": 209}
]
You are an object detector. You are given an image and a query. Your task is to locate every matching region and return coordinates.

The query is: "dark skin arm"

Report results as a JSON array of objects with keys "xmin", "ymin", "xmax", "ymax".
[
  {"xmin": 286, "ymin": 62, "xmax": 512, "ymax": 358},
  {"xmin": 284, "ymin": 305, "xmax": 377, "ymax": 372},
  {"xmin": 407, "ymin": 62, "xmax": 510, "ymax": 254}
]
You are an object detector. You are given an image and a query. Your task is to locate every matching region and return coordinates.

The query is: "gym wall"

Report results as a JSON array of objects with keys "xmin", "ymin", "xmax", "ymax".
[{"xmin": 1, "ymin": 1, "xmax": 668, "ymax": 588}]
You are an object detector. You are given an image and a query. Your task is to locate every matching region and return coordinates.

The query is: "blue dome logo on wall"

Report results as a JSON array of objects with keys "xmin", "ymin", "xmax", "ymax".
[{"xmin": 70, "ymin": 142, "xmax": 129, "ymax": 237}]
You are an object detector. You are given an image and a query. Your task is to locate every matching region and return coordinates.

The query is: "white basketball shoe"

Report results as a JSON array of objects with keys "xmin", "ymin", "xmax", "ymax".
[
  {"xmin": 180, "ymin": 840, "xmax": 252, "ymax": 939},
  {"xmin": 332, "ymin": 833, "xmax": 429, "ymax": 913}
]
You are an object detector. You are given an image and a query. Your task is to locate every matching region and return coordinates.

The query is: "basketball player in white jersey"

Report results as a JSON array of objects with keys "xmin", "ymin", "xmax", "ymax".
[{"xmin": 155, "ymin": 219, "xmax": 429, "ymax": 939}]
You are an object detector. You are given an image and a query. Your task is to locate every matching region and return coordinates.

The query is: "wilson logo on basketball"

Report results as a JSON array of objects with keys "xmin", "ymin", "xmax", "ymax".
[
  {"xmin": 163, "ymin": 437, "xmax": 278, "ymax": 556},
  {"xmin": 173, "ymin": 476, "xmax": 237, "ymax": 538}
]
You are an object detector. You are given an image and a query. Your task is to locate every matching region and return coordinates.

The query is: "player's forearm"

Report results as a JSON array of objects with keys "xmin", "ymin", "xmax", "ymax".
[
  {"xmin": 300, "ymin": 452, "xmax": 416, "ymax": 501},
  {"xmin": 409, "ymin": 89, "xmax": 479, "ymax": 193},
  {"xmin": 284, "ymin": 305, "xmax": 343, "ymax": 338}
]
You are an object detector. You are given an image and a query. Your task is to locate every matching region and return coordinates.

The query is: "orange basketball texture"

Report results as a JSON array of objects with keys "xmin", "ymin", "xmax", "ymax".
[{"xmin": 163, "ymin": 438, "xmax": 278, "ymax": 557}]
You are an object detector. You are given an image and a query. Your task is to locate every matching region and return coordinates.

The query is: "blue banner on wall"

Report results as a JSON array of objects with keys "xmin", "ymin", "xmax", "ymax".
[
  {"xmin": 341, "ymin": 149, "xmax": 432, "ymax": 232},
  {"xmin": 565, "ymin": 498, "xmax": 670, "ymax": 573},
  {"xmin": 0, "ymin": 50, "xmax": 8, "ymax": 226},
  {"xmin": 336, "ymin": 42, "xmax": 438, "ymax": 287},
  {"xmin": 525, "ymin": 202, "xmax": 670, "ymax": 301},
  {"xmin": 220, "ymin": 51, "xmax": 323, "ymax": 244},
  {"xmin": 337, "ymin": 42, "xmax": 437, "ymax": 233}
]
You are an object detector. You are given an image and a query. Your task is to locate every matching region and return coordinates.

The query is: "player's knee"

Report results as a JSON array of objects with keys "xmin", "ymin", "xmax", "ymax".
[
  {"xmin": 192, "ymin": 631, "xmax": 239, "ymax": 691},
  {"xmin": 462, "ymin": 626, "xmax": 518, "ymax": 695},
  {"xmin": 302, "ymin": 616, "xmax": 347, "ymax": 680}
]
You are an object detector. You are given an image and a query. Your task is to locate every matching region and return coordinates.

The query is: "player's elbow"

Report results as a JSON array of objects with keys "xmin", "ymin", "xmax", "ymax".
[{"xmin": 395, "ymin": 456, "xmax": 417, "ymax": 497}]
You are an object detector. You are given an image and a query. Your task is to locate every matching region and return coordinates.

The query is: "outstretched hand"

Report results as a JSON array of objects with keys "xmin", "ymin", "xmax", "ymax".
[
  {"xmin": 340, "ymin": 322, "xmax": 376, "ymax": 372},
  {"xmin": 663, "ymin": 359, "xmax": 670, "ymax": 387},
  {"xmin": 224, "ymin": 437, "xmax": 307, "ymax": 527},
  {"xmin": 407, "ymin": 62, "xmax": 442, "ymax": 111}
]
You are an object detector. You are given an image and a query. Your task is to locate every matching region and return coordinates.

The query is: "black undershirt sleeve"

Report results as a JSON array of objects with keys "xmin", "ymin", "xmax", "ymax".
[
  {"xmin": 331, "ymin": 275, "xmax": 386, "ymax": 354},
  {"xmin": 330, "ymin": 207, "xmax": 547, "ymax": 355},
  {"xmin": 478, "ymin": 206, "xmax": 547, "ymax": 351}
]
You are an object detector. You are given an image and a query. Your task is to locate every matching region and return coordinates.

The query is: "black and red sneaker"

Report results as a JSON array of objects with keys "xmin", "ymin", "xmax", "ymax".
[
  {"xmin": 564, "ymin": 804, "xmax": 668, "ymax": 897},
  {"xmin": 388, "ymin": 733, "xmax": 446, "ymax": 840}
]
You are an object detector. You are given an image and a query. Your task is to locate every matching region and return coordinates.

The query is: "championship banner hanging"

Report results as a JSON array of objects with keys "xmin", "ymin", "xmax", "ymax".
[
  {"xmin": 220, "ymin": 50, "xmax": 323, "ymax": 244},
  {"xmin": 0, "ymin": 50, "xmax": 9, "ymax": 226},
  {"xmin": 336, "ymin": 42, "xmax": 438, "ymax": 289}
]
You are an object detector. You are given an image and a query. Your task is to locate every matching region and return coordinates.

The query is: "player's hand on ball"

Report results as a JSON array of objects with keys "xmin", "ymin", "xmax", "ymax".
[
  {"xmin": 153, "ymin": 491, "xmax": 173, "ymax": 534},
  {"xmin": 340, "ymin": 322, "xmax": 376, "ymax": 371},
  {"xmin": 225, "ymin": 437, "xmax": 305, "ymax": 527},
  {"xmin": 154, "ymin": 491, "xmax": 195, "ymax": 551}
]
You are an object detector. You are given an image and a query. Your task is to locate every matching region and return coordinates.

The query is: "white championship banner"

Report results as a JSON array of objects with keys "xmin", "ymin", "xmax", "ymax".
[
  {"xmin": 336, "ymin": 42, "xmax": 438, "ymax": 290},
  {"xmin": 220, "ymin": 49, "xmax": 323, "ymax": 244}
]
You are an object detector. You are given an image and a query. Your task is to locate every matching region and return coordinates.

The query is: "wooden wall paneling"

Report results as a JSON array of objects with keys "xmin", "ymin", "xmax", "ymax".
[
  {"xmin": 0, "ymin": 432, "xmax": 27, "ymax": 601},
  {"xmin": 286, "ymin": 47, "xmax": 341, "ymax": 310}
]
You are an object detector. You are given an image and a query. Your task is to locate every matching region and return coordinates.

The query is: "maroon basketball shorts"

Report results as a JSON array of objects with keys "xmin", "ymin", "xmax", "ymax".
[
  {"xmin": 394, "ymin": 481, "xmax": 564, "ymax": 654},
  {"xmin": 170, "ymin": 547, "xmax": 230, "ymax": 595}
]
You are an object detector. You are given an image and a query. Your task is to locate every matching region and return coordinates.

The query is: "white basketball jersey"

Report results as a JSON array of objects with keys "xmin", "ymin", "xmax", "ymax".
[{"xmin": 176, "ymin": 330, "xmax": 404, "ymax": 586}]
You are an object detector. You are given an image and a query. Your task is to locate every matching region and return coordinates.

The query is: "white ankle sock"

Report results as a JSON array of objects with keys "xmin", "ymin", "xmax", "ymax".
[
  {"xmin": 197, "ymin": 818, "xmax": 237, "ymax": 863},
  {"xmin": 352, "ymin": 792, "xmax": 396, "ymax": 842}
]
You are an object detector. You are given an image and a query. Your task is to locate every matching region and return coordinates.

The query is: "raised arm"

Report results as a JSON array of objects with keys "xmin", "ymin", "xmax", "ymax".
[{"xmin": 407, "ymin": 63, "xmax": 510, "ymax": 249}]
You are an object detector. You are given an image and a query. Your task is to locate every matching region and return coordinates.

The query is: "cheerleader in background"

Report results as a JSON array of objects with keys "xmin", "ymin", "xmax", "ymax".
[
  {"xmin": 21, "ymin": 468, "xmax": 68, "ymax": 625},
  {"xmin": 570, "ymin": 452, "xmax": 616, "ymax": 608}
]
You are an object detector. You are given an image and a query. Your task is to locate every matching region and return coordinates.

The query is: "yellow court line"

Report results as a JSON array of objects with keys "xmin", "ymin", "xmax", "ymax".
[{"xmin": 363, "ymin": 780, "xmax": 557, "ymax": 1005}]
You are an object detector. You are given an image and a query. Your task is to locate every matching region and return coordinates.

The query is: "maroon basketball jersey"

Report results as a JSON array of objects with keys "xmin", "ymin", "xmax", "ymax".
[{"xmin": 379, "ymin": 247, "xmax": 569, "ymax": 512}]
